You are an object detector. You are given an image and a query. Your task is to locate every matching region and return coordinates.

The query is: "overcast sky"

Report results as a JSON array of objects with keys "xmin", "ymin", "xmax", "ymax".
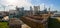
[{"xmin": 0, "ymin": 0, "xmax": 60, "ymax": 11}]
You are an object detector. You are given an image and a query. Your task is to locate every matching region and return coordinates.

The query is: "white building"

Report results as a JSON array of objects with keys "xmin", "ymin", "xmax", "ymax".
[
  {"xmin": 9, "ymin": 10, "xmax": 18, "ymax": 15},
  {"xmin": 33, "ymin": 6, "xmax": 40, "ymax": 15}
]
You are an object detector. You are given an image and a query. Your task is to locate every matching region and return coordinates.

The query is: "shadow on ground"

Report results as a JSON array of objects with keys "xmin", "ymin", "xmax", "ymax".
[{"xmin": 48, "ymin": 18, "xmax": 60, "ymax": 28}]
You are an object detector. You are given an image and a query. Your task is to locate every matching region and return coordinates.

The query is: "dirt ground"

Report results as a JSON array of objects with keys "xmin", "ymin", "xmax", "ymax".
[{"xmin": 22, "ymin": 24, "xmax": 31, "ymax": 28}]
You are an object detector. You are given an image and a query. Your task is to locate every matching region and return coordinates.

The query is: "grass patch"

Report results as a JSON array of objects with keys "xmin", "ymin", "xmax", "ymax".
[{"xmin": 0, "ymin": 22, "xmax": 8, "ymax": 28}]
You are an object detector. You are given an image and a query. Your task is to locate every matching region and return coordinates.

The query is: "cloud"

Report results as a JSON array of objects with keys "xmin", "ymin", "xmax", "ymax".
[
  {"xmin": 40, "ymin": 3, "xmax": 45, "ymax": 11},
  {"xmin": 0, "ymin": 0, "xmax": 32, "ymax": 6},
  {"xmin": 16, "ymin": 0, "xmax": 33, "ymax": 10},
  {"xmin": 39, "ymin": 3, "xmax": 55, "ymax": 11},
  {"xmin": 0, "ymin": 0, "xmax": 55, "ymax": 11},
  {"xmin": 0, "ymin": 0, "xmax": 33, "ymax": 11}
]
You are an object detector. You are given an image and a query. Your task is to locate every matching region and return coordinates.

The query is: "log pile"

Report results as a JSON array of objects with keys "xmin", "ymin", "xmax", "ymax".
[
  {"xmin": 20, "ymin": 15, "xmax": 49, "ymax": 28},
  {"xmin": 9, "ymin": 18, "xmax": 22, "ymax": 28}
]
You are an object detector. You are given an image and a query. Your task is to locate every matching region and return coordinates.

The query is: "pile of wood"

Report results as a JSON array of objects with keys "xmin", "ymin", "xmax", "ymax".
[
  {"xmin": 21, "ymin": 15, "xmax": 48, "ymax": 28},
  {"xmin": 25, "ymin": 14, "xmax": 49, "ymax": 20},
  {"xmin": 9, "ymin": 18, "xmax": 22, "ymax": 28}
]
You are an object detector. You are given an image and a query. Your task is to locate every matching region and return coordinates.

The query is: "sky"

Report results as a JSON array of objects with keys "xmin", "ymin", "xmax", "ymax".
[{"xmin": 0, "ymin": 0, "xmax": 60, "ymax": 11}]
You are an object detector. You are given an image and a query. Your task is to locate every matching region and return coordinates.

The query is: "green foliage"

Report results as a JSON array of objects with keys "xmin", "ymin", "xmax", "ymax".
[
  {"xmin": 48, "ymin": 18, "xmax": 60, "ymax": 28},
  {"xmin": 0, "ymin": 22, "xmax": 8, "ymax": 28}
]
